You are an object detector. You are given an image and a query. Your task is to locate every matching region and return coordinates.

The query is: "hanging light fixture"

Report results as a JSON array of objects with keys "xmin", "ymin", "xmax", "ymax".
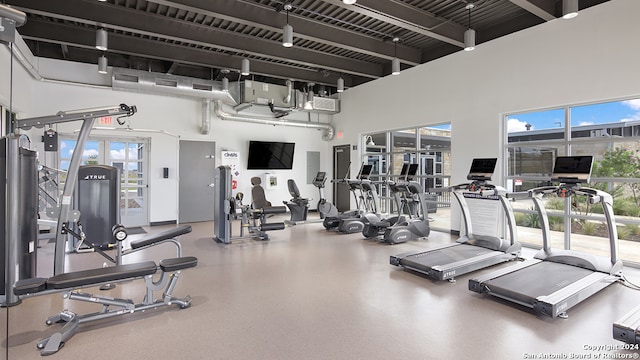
[
  {"xmin": 282, "ymin": 3, "xmax": 293, "ymax": 47},
  {"xmin": 98, "ymin": 55, "xmax": 108, "ymax": 74},
  {"xmin": 562, "ymin": 0, "xmax": 579, "ymax": 19},
  {"xmin": 464, "ymin": 4, "xmax": 475, "ymax": 51},
  {"xmin": 95, "ymin": 28, "xmax": 108, "ymax": 51},
  {"xmin": 364, "ymin": 135, "xmax": 375, "ymax": 146},
  {"xmin": 337, "ymin": 77, "xmax": 344, "ymax": 93},
  {"xmin": 343, "ymin": 0, "xmax": 357, "ymax": 4},
  {"xmin": 391, "ymin": 37, "xmax": 400, "ymax": 75},
  {"xmin": 241, "ymin": 58, "xmax": 250, "ymax": 76}
]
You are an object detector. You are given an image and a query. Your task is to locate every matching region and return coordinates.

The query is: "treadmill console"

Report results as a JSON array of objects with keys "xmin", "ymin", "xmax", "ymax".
[
  {"xmin": 551, "ymin": 156, "xmax": 593, "ymax": 184},
  {"xmin": 467, "ymin": 158, "xmax": 497, "ymax": 182}
]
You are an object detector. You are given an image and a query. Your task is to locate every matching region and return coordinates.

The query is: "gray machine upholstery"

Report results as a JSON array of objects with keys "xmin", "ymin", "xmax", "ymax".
[
  {"xmin": 284, "ymin": 179, "xmax": 310, "ymax": 222},
  {"xmin": 251, "ymin": 176, "xmax": 272, "ymax": 209}
]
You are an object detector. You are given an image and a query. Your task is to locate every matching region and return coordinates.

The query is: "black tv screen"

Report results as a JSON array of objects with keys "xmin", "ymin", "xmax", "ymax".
[{"xmin": 247, "ymin": 141, "xmax": 295, "ymax": 170}]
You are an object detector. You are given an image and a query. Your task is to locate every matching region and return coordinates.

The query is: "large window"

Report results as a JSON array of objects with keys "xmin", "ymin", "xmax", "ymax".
[
  {"xmin": 57, "ymin": 136, "xmax": 149, "ymax": 227},
  {"xmin": 505, "ymin": 98, "xmax": 640, "ymax": 265},
  {"xmin": 363, "ymin": 124, "xmax": 452, "ymax": 232}
]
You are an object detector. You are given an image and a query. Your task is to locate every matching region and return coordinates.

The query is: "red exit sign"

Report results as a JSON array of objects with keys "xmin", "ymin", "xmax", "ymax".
[{"xmin": 99, "ymin": 116, "xmax": 113, "ymax": 125}]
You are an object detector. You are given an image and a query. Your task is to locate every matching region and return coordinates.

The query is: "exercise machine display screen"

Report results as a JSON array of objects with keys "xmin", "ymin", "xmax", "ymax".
[
  {"xmin": 358, "ymin": 165, "xmax": 373, "ymax": 180},
  {"xmin": 551, "ymin": 156, "xmax": 593, "ymax": 183},
  {"xmin": 467, "ymin": 158, "xmax": 497, "ymax": 181}
]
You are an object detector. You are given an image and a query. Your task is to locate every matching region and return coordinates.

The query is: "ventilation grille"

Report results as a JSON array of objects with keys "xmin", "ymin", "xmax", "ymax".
[{"xmin": 313, "ymin": 96, "xmax": 337, "ymax": 112}]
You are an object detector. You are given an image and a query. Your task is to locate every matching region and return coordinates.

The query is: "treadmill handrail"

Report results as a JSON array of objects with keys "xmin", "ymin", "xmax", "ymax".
[{"xmin": 519, "ymin": 184, "xmax": 620, "ymax": 271}]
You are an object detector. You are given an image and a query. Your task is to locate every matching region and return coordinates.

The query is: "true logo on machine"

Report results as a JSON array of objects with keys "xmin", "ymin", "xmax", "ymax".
[{"xmin": 84, "ymin": 174, "xmax": 107, "ymax": 180}]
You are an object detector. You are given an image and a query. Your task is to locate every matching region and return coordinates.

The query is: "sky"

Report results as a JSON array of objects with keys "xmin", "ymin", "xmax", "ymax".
[
  {"xmin": 59, "ymin": 140, "xmax": 140, "ymax": 170},
  {"xmin": 507, "ymin": 99, "xmax": 640, "ymax": 132}
]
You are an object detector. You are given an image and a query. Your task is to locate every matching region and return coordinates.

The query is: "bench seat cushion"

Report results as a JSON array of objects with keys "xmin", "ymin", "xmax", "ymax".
[
  {"xmin": 130, "ymin": 225, "xmax": 192, "ymax": 250},
  {"xmin": 159, "ymin": 257, "xmax": 198, "ymax": 272},
  {"xmin": 46, "ymin": 261, "xmax": 158, "ymax": 290}
]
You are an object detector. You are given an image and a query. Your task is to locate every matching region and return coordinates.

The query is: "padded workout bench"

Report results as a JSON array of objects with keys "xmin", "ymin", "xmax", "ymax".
[{"xmin": 13, "ymin": 226, "xmax": 198, "ymax": 356}]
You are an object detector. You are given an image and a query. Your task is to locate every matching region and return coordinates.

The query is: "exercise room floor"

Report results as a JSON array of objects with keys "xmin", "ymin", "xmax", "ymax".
[{"xmin": 3, "ymin": 218, "xmax": 640, "ymax": 360}]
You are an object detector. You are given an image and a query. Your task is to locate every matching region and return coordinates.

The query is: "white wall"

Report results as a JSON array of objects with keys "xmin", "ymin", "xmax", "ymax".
[
  {"xmin": 4, "ymin": 0, "xmax": 639, "ymax": 227},
  {"xmin": 330, "ymin": 0, "xmax": 640, "ymax": 230},
  {"xmin": 0, "ymin": 55, "xmax": 331, "ymax": 223},
  {"xmin": 0, "ymin": 43, "xmax": 33, "ymax": 124}
]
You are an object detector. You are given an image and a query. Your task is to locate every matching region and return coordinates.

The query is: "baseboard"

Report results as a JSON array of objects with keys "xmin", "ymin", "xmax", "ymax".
[{"xmin": 150, "ymin": 220, "xmax": 177, "ymax": 226}]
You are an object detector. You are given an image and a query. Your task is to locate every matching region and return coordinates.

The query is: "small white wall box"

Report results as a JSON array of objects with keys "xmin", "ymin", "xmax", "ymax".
[{"xmin": 264, "ymin": 173, "xmax": 279, "ymax": 190}]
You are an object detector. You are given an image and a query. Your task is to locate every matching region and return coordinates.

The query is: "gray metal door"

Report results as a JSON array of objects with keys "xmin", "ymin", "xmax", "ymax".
[
  {"xmin": 333, "ymin": 144, "xmax": 351, "ymax": 212},
  {"xmin": 179, "ymin": 140, "xmax": 216, "ymax": 223}
]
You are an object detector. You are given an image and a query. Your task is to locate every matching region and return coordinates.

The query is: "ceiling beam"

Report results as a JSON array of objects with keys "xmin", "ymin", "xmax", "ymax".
[
  {"xmin": 508, "ymin": 0, "xmax": 556, "ymax": 21},
  {"xmin": 18, "ymin": 17, "xmax": 354, "ymax": 87},
  {"xmin": 148, "ymin": 0, "xmax": 421, "ymax": 66},
  {"xmin": 323, "ymin": 0, "xmax": 466, "ymax": 48},
  {"xmin": 9, "ymin": 0, "xmax": 383, "ymax": 79}
]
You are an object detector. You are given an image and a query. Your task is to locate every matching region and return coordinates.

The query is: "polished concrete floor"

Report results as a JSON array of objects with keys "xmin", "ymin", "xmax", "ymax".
[{"xmin": 3, "ymin": 217, "xmax": 640, "ymax": 360}]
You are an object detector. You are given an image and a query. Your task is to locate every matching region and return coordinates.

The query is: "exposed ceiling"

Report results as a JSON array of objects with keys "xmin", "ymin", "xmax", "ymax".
[{"xmin": 5, "ymin": 0, "xmax": 609, "ymax": 92}]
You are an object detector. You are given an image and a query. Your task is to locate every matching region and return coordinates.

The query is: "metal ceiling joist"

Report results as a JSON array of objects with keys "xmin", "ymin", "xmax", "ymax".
[
  {"xmin": 509, "ymin": 0, "xmax": 556, "ymax": 21},
  {"xmin": 10, "ymin": 0, "xmax": 383, "ymax": 79},
  {"xmin": 18, "ymin": 17, "xmax": 354, "ymax": 87},
  {"xmin": 148, "ymin": 0, "xmax": 422, "ymax": 66},
  {"xmin": 323, "ymin": 0, "xmax": 466, "ymax": 48}
]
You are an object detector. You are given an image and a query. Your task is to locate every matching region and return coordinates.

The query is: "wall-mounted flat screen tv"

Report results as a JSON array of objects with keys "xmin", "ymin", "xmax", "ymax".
[{"xmin": 247, "ymin": 141, "xmax": 295, "ymax": 170}]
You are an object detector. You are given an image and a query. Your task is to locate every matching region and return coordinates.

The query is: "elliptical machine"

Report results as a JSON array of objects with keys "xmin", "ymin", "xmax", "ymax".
[
  {"xmin": 382, "ymin": 165, "xmax": 431, "ymax": 244},
  {"xmin": 362, "ymin": 164, "xmax": 418, "ymax": 239},
  {"xmin": 322, "ymin": 164, "xmax": 372, "ymax": 233},
  {"xmin": 313, "ymin": 172, "xmax": 338, "ymax": 219}
]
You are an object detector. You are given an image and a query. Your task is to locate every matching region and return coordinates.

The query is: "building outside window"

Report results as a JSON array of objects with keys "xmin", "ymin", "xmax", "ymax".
[
  {"xmin": 362, "ymin": 124, "xmax": 452, "ymax": 232},
  {"xmin": 505, "ymin": 98, "xmax": 640, "ymax": 266}
]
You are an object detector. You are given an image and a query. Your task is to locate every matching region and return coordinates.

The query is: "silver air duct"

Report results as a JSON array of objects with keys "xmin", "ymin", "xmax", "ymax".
[
  {"xmin": 0, "ymin": 4, "xmax": 26, "ymax": 25},
  {"xmin": 112, "ymin": 69, "xmax": 236, "ymax": 104},
  {"xmin": 283, "ymin": 80, "xmax": 293, "ymax": 106},
  {"xmin": 201, "ymin": 99, "xmax": 211, "ymax": 135},
  {"xmin": 213, "ymin": 100, "xmax": 334, "ymax": 141}
]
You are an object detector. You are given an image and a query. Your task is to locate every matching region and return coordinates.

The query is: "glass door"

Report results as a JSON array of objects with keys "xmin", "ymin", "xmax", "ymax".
[{"xmin": 59, "ymin": 136, "xmax": 149, "ymax": 227}]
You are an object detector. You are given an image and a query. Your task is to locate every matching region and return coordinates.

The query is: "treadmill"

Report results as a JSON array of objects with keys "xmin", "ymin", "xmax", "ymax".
[
  {"xmin": 613, "ymin": 305, "xmax": 640, "ymax": 344},
  {"xmin": 390, "ymin": 158, "xmax": 521, "ymax": 282},
  {"xmin": 469, "ymin": 156, "xmax": 623, "ymax": 318}
]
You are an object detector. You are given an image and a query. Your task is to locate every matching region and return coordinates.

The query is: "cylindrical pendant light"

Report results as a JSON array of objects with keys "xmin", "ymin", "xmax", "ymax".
[
  {"xmin": 95, "ymin": 28, "xmax": 108, "ymax": 51},
  {"xmin": 283, "ymin": 5, "xmax": 293, "ymax": 48},
  {"xmin": 391, "ymin": 37, "xmax": 400, "ymax": 75},
  {"xmin": 337, "ymin": 77, "xmax": 344, "ymax": 92},
  {"xmin": 241, "ymin": 58, "xmax": 250, "ymax": 76},
  {"xmin": 464, "ymin": 4, "xmax": 475, "ymax": 51},
  {"xmin": 391, "ymin": 58, "xmax": 400, "ymax": 76},
  {"xmin": 562, "ymin": 0, "xmax": 579, "ymax": 19},
  {"xmin": 283, "ymin": 24, "xmax": 293, "ymax": 47},
  {"xmin": 98, "ymin": 55, "xmax": 108, "ymax": 74},
  {"xmin": 464, "ymin": 28, "xmax": 476, "ymax": 51}
]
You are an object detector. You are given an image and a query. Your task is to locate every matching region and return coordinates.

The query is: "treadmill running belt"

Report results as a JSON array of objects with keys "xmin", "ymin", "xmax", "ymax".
[
  {"xmin": 484, "ymin": 261, "xmax": 594, "ymax": 306},
  {"xmin": 401, "ymin": 244, "xmax": 495, "ymax": 273}
]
